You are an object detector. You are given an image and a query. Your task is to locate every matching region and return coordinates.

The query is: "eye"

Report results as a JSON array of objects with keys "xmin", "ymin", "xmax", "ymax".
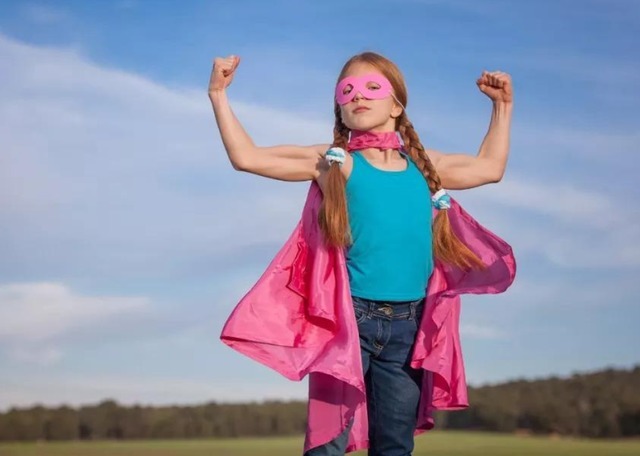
[
  {"xmin": 367, "ymin": 83, "xmax": 381, "ymax": 90},
  {"xmin": 342, "ymin": 84, "xmax": 353, "ymax": 95}
]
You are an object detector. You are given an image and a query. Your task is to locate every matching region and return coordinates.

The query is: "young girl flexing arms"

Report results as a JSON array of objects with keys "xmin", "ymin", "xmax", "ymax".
[{"xmin": 211, "ymin": 52, "xmax": 515, "ymax": 456}]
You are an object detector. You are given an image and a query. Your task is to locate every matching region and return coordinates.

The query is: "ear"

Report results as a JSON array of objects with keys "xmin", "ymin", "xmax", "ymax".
[{"xmin": 390, "ymin": 103, "xmax": 403, "ymax": 119}]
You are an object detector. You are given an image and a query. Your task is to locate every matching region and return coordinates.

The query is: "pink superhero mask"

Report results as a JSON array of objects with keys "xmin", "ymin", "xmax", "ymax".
[{"xmin": 335, "ymin": 73, "xmax": 396, "ymax": 105}]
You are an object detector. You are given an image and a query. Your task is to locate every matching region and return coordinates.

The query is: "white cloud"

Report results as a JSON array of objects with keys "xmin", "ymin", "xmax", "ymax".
[
  {"xmin": 2, "ymin": 30, "xmax": 636, "ymax": 282},
  {"xmin": 496, "ymin": 273, "xmax": 640, "ymax": 310},
  {"xmin": 515, "ymin": 124, "xmax": 640, "ymax": 162},
  {"xmin": 452, "ymin": 178, "xmax": 640, "ymax": 268},
  {"xmin": 0, "ymin": 32, "xmax": 324, "ymax": 281},
  {"xmin": 0, "ymin": 282, "xmax": 150, "ymax": 343},
  {"xmin": 0, "ymin": 282, "xmax": 151, "ymax": 363}
]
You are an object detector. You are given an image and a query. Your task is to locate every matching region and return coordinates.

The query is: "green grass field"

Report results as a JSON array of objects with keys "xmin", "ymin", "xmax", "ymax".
[{"xmin": 1, "ymin": 431, "xmax": 639, "ymax": 456}]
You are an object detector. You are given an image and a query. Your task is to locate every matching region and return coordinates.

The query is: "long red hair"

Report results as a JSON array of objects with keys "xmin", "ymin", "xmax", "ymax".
[{"xmin": 318, "ymin": 52, "xmax": 484, "ymax": 270}]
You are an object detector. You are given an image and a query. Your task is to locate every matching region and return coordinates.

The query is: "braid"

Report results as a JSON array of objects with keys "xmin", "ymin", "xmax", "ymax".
[
  {"xmin": 398, "ymin": 114, "xmax": 485, "ymax": 270},
  {"xmin": 332, "ymin": 103, "xmax": 350, "ymax": 150},
  {"xmin": 397, "ymin": 116, "xmax": 442, "ymax": 194},
  {"xmin": 318, "ymin": 106, "xmax": 351, "ymax": 247}
]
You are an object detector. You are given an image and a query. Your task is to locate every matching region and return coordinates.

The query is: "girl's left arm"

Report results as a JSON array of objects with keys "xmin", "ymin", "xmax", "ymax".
[{"xmin": 425, "ymin": 71, "xmax": 513, "ymax": 190}]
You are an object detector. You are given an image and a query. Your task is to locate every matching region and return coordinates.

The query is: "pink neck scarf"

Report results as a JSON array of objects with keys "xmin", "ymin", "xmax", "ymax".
[{"xmin": 347, "ymin": 130, "xmax": 402, "ymax": 152}]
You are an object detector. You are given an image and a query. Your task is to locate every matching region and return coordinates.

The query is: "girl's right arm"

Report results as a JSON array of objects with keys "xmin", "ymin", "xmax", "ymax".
[{"xmin": 209, "ymin": 55, "xmax": 329, "ymax": 182}]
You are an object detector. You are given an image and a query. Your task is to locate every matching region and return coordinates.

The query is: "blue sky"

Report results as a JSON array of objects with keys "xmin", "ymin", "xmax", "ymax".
[{"xmin": 0, "ymin": 0, "xmax": 638, "ymax": 410}]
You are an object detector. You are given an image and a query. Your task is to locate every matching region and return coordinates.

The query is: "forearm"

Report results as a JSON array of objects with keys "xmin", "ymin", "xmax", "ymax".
[
  {"xmin": 477, "ymin": 101, "xmax": 513, "ymax": 180},
  {"xmin": 209, "ymin": 89, "xmax": 256, "ymax": 169}
]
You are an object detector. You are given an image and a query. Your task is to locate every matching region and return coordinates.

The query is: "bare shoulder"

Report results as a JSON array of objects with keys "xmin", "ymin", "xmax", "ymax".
[{"xmin": 314, "ymin": 144, "xmax": 354, "ymax": 190}]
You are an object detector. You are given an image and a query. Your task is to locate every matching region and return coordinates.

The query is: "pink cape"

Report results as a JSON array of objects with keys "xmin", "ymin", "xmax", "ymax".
[{"xmin": 220, "ymin": 182, "xmax": 516, "ymax": 453}]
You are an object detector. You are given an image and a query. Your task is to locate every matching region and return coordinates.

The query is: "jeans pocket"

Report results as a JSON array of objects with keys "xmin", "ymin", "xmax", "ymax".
[
  {"xmin": 352, "ymin": 297, "xmax": 368, "ymax": 324},
  {"xmin": 354, "ymin": 306, "xmax": 367, "ymax": 324}
]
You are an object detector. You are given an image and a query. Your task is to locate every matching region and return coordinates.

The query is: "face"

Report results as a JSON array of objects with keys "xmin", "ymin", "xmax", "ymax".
[{"xmin": 336, "ymin": 62, "xmax": 403, "ymax": 133}]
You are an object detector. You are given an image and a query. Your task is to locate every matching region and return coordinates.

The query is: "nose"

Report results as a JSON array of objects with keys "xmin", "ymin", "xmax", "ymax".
[{"xmin": 353, "ymin": 91, "xmax": 365, "ymax": 101}]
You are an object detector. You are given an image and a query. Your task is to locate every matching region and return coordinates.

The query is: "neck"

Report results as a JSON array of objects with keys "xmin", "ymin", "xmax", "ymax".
[{"xmin": 359, "ymin": 147, "xmax": 402, "ymax": 162}]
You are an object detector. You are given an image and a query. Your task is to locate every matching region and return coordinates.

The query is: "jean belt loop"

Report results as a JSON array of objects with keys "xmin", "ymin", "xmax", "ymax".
[{"xmin": 409, "ymin": 301, "xmax": 416, "ymax": 320}]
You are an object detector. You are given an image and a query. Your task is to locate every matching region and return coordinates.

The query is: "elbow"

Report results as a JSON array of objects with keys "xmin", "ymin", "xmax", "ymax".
[
  {"xmin": 481, "ymin": 171, "xmax": 502, "ymax": 185},
  {"xmin": 231, "ymin": 160, "xmax": 247, "ymax": 172},
  {"xmin": 489, "ymin": 171, "xmax": 504, "ymax": 184},
  {"xmin": 476, "ymin": 158, "xmax": 505, "ymax": 184},
  {"xmin": 487, "ymin": 164, "xmax": 506, "ymax": 184},
  {"xmin": 230, "ymin": 155, "xmax": 252, "ymax": 172},
  {"xmin": 229, "ymin": 148, "xmax": 257, "ymax": 172}
]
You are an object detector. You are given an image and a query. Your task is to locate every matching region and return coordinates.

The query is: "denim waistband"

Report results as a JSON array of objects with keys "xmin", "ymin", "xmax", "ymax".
[{"xmin": 352, "ymin": 296, "xmax": 425, "ymax": 320}]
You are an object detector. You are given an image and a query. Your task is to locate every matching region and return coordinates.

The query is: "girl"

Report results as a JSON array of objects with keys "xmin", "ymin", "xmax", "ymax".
[{"xmin": 210, "ymin": 52, "xmax": 514, "ymax": 456}]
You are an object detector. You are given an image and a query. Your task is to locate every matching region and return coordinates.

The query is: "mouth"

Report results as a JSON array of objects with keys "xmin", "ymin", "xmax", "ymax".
[{"xmin": 353, "ymin": 106, "xmax": 370, "ymax": 114}]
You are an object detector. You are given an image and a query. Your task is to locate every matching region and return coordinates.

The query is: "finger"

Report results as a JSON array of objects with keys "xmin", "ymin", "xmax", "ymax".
[
  {"xmin": 230, "ymin": 55, "xmax": 240, "ymax": 72},
  {"xmin": 494, "ymin": 75, "xmax": 508, "ymax": 87},
  {"xmin": 224, "ymin": 55, "xmax": 239, "ymax": 65},
  {"xmin": 213, "ymin": 59, "xmax": 231, "ymax": 73},
  {"xmin": 220, "ymin": 56, "xmax": 240, "ymax": 74},
  {"xmin": 220, "ymin": 61, "xmax": 236, "ymax": 72},
  {"xmin": 222, "ymin": 65, "xmax": 237, "ymax": 76},
  {"xmin": 495, "ymin": 72, "xmax": 510, "ymax": 82},
  {"xmin": 488, "ymin": 71, "xmax": 504, "ymax": 82}
]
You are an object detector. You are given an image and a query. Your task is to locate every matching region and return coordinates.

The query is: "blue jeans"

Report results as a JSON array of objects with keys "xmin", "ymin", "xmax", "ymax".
[{"xmin": 305, "ymin": 296, "xmax": 425, "ymax": 456}]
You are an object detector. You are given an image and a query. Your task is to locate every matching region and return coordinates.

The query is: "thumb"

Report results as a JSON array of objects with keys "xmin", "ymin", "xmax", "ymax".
[{"xmin": 230, "ymin": 55, "xmax": 241, "ymax": 71}]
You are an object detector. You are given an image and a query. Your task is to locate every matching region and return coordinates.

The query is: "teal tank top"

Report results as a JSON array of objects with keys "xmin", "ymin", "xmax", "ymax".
[{"xmin": 345, "ymin": 151, "xmax": 434, "ymax": 301}]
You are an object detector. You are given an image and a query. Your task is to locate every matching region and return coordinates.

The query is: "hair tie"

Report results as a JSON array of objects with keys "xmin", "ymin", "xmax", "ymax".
[
  {"xmin": 432, "ymin": 188, "xmax": 451, "ymax": 210},
  {"xmin": 325, "ymin": 147, "xmax": 346, "ymax": 167}
]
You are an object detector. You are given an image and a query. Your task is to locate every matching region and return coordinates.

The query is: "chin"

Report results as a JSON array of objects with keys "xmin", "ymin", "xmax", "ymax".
[{"xmin": 344, "ymin": 118, "xmax": 380, "ymax": 132}]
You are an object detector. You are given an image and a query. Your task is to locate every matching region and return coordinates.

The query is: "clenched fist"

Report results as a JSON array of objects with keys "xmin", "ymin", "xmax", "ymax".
[
  {"xmin": 476, "ymin": 70, "xmax": 513, "ymax": 104},
  {"xmin": 209, "ymin": 55, "xmax": 241, "ymax": 94}
]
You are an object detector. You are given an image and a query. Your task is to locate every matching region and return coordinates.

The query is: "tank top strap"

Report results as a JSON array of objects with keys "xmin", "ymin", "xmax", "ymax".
[
  {"xmin": 400, "ymin": 150, "xmax": 420, "ymax": 171},
  {"xmin": 349, "ymin": 151, "xmax": 367, "ymax": 175}
]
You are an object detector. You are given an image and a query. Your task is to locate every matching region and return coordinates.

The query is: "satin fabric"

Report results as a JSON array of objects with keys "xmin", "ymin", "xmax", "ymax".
[
  {"xmin": 220, "ymin": 182, "xmax": 516, "ymax": 453},
  {"xmin": 347, "ymin": 130, "xmax": 402, "ymax": 152}
]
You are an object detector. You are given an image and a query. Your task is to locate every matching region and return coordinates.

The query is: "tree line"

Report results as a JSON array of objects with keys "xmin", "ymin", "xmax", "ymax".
[{"xmin": 1, "ymin": 366, "xmax": 638, "ymax": 442}]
